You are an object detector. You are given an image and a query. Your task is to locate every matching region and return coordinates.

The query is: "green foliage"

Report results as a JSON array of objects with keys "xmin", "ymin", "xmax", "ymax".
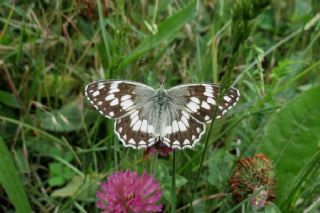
[
  {"xmin": 0, "ymin": 90, "xmax": 20, "ymax": 108},
  {"xmin": 258, "ymin": 87, "xmax": 320, "ymax": 208},
  {"xmin": 0, "ymin": 137, "xmax": 32, "ymax": 213},
  {"xmin": 0, "ymin": 0, "xmax": 320, "ymax": 212},
  {"xmin": 48, "ymin": 148, "xmax": 75, "ymax": 186},
  {"xmin": 121, "ymin": 1, "xmax": 197, "ymax": 70}
]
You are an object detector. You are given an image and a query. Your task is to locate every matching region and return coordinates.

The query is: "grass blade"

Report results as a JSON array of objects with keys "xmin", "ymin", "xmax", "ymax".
[
  {"xmin": 119, "ymin": 1, "xmax": 196, "ymax": 69},
  {"xmin": 0, "ymin": 136, "xmax": 32, "ymax": 213}
]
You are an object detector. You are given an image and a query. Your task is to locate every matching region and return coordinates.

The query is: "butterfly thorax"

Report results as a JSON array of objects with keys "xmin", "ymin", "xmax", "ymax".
[{"xmin": 149, "ymin": 88, "xmax": 173, "ymax": 138}]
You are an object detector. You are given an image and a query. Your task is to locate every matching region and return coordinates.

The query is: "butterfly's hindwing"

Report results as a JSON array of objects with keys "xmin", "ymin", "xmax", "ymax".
[
  {"xmin": 84, "ymin": 80, "xmax": 154, "ymax": 118},
  {"xmin": 168, "ymin": 84, "xmax": 240, "ymax": 123},
  {"xmin": 114, "ymin": 109, "xmax": 156, "ymax": 149},
  {"xmin": 162, "ymin": 109, "xmax": 205, "ymax": 149}
]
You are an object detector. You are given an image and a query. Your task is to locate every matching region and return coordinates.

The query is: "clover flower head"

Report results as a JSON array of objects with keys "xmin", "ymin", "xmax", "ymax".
[
  {"xmin": 228, "ymin": 154, "xmax": 275, "ymax": 207},
  {"xmin": 96, "ymin": 170, "xmax": 163, "ymax": 213}
]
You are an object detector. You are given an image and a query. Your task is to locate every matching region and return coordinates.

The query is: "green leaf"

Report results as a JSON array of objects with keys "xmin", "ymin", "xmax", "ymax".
[
  {"xmin": 39, "ymin": 102, "xmax": 91, "ymax": 132},
  {"xmin": 51, "ymin": 174, "xmax": 102, "ymax": 200},
  {"xmin": 163, "ymin": 175, "xmax": 188, "ymax": 203},
  {"xmin": 260, "ymin": 202, "xmax": 282, "ymax": 213},
  {"xmin": 120, "ymin": 1, "xmax": 196, "ymax": 68},
  {"xmin": 0, "ymin": 90, "xmax": 20, "ymax": 108},
  {"xmin": 154, "ymin": 161, "xmax": 187, "ymax": 203},
  {"xmin": 208, "ymin": 149, "xmax": 235, "ymax": 188},
  {"xmin": 49, "ymin": 176, "xmax": 65, "ymax": 187},
  {"xmin": 0, "ymin": 136, "xmax": 32, "ymax": 213},
  {"xmin": 258, "ymin": 87, "xmax": 320, "ymax": 205}
]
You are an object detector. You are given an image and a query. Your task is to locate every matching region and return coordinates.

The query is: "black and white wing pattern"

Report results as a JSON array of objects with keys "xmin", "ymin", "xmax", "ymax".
[
  {"xmin": 85, "ymin": 80, "xmax": 157, "ymax": 149},
  {"xmin": 85, "ymin": 80, "xmax": 240, "ymax": 150},
  {"xmin": 168, "ymin": 84, "xmax": 240, "ymax": 123},
  {"xmin": 162, "ymin": 84, "xmax": 240, "ymax": 149}
]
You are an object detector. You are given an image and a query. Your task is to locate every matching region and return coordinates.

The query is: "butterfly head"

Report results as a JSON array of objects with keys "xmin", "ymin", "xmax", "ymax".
[{"xmin": 157, "ymin": 75, "xmax": 165, "ymax": 87}]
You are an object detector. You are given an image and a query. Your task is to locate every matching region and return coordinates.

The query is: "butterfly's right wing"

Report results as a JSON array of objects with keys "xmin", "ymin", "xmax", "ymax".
[
  {"xmin": 168, "ymin": 84, "xmax": 240, "ymax": 123},
  {"xmin": 85, "ymin": 80, "xmax": 157, "ymax": 149},
  {"xmin": 161, "ymin": 84, "xmax": 240, "ymax": 149}
]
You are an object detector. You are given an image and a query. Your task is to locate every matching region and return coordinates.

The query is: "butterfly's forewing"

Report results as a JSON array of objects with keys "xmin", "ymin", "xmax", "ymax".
[
  {"xmin": 85, "ymin": 80, "xmax": 156, "ymax": 149},
  {"xmin": 168, "ymin": 84, "xmax": 240, "ymax": 123},
  {"xmin": 85, "ymin": 80, "xmax": 154, "ymax": 118}
]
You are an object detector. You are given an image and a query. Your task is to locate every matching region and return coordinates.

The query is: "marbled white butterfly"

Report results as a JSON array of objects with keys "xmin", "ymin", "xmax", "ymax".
[{"xmin": 85, "ymin": 80, "xmax": 240, "ymax": 149}]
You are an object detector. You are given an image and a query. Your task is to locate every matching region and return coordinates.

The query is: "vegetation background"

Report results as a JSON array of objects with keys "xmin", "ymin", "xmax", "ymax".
[{"xmin": 0, "ymin": 0, "xmax": 320, "ymax": 212}]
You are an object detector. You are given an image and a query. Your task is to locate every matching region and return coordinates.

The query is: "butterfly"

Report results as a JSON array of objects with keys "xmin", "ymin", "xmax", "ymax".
[{"xmin": 84, "ymin": 80, "xmax": 240, "ymax": 149}]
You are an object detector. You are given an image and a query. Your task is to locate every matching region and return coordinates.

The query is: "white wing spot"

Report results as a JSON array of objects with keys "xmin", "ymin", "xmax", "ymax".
[
  {"xmin": 186, "ymin": 102, "xmax": 199, "ymax": 113},
  {"xmin": 130, "ymin": 115, "xmax": 139, "ymax": 127},
  {"xmin": 123, "ymin": 135, "xmax": 127, "ymax": 140},
  {"xmin": 163, "ymin": 140, "xmax": 170, "ymax": 147},
  {"xmin": 130, "ymin": 110, "xmax": 138, "ymax": 119},
  {"xmin": 105, "ymin": 94, "xmax": 114, "ymax": 101},
  {"xmin": 183, "ymin": 139, "xmax": 190, "ymax": 145},
  {"xmin": 110, "ymin": 83, "xmax": 119, "ymax": 90},
  {"xmin": 110, "ymin": 98, "xmax": 119, "ymax": 106},
  {"xmin": 140, "ymin": 119, "xmax": 148, "ymax": 132},
  {"xmin": 190, "ymin": 97, "xmax": 200, "ymax": 104},
  {"xmin": 92, "ymin": 91, "xmax": 99, "ymax": 97},
  {"xmin": 118, "ymin": 127, "xmax": 123, "ymax": 133},
  {"xmin": 201, "ymin": 101, "xmax": 210, "ymax": 110},
  {"xmin": 98, "ymin": 101, "xmax": 103, "ymax": 105},
  {"xmin": 97, "ymin": 85, "xmax": 105, "ymax": 90},
  {"xmin": 139, "ymin": 140, "xmax": 147, "ymax": 145},
  {"xmin": 121, "ymin": 99, "xmax": 134, "ymax": 110},
  {"xmin": 128, "ymin": 139, "xmax": 136, "ymax": 145},
  {"xmin": 121, "ymin": 95, "xmax": 131, "ymax": 101},
  {"xmin": 173, "ymin": 141, "xmax": 180, "ymax": 146},
  {"xmin": 205, "ymin": 86, "xmax": 213, "ymax": 92},
  {"xmin": 224, "ymin": 96, "xmax": 231, "ymax": 102},
  {"xmin": 109, "ymin": 88, "xmax": 120, "ymax": 94},
  {"xmin": 181, "ymin": 116, "xmax": 189, "ymax": 127},
  {"xmin": 181, "ymin": 111, "xmax": 190, "ymax": 119},
  {"xmin": 192, "ymin": 135, "xmax": 196, "ymax": 140},
  {"xmin": 204, "ymin": 91, "xmax": 213, "ymax": 97},
  {"xmin": 178, "ymin": 121, "xmax": 187, "ymax": 131},
  {"xmin": 205, "ymin": 115, "xmax": 210, "ymax": 121},
  {"xmin": 196, "ymin": 127, "xmax": 201, "ymax": 133},
  {"xmin": 172, "ymin": 121, "xmax": 179, "ymax": 133},
  {"xmin": 218, "ymin": 106, "xmax": 223, "ymax": 110},
  {"xmin": 109, "ymin": 111, "xmax": 114, "ymax": 116},
  {"xmin": 132, "ymin": 120, "xmax": 142, "ymax": 131},
  {"xmin": 207, "ymin": 97, "xmax": 216, "ymax": 105}
]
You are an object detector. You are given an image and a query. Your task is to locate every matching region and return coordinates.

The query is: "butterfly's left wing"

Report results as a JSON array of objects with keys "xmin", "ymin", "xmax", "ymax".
[{"xmin": 167, "ymin": 83, "xmax": 240, "ymax": 123}]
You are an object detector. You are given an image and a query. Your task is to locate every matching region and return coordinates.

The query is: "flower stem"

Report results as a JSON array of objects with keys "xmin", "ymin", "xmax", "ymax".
[{"xmin": 171, "ymin": 150, "xmax": 176, "ymax": 213}]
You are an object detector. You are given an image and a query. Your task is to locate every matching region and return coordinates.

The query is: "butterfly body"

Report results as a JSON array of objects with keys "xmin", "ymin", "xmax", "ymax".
[{"xmin": 85, "ymin": 80, "xmax": 239, "ymax": 149}]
